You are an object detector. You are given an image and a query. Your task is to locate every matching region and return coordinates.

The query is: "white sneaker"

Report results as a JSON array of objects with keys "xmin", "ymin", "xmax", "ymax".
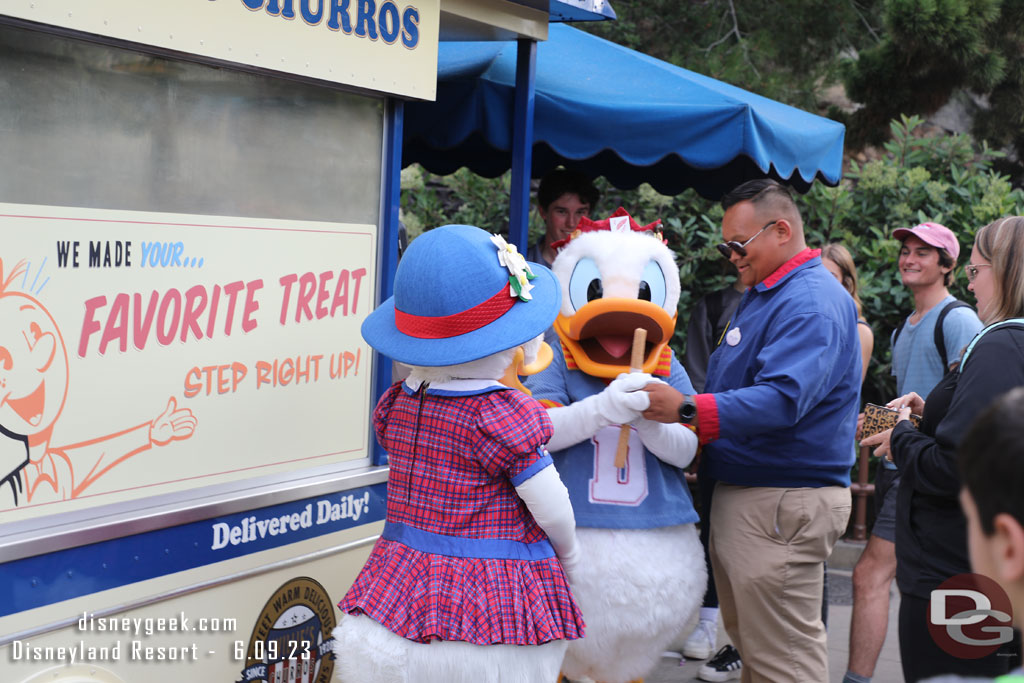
[{"xmin": 682, "ymin": 619, "xmax": 717, "ymax": 660}]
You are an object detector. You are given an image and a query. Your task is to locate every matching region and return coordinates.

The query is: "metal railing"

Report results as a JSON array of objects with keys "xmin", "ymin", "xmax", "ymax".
[{"xmin": 848, "ymin": 444, "xmax": 875, "ymax": 542}]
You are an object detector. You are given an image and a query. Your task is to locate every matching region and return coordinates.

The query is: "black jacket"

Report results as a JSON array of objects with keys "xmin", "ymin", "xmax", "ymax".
[{"xmin": 892, "ymin": 324, "xmax": 1024, "ymax": 598}]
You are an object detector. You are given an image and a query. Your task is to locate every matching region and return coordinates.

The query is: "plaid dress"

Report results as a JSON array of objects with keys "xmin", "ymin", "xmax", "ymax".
[{"xmin": 339, "ymin": 380, "xmax": 585, "ymax": 646}]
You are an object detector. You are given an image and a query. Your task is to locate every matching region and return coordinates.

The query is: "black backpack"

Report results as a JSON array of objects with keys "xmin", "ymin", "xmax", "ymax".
[{"xmin": 892, "ymin": 299, "xmax": 974, "ymax": 370}]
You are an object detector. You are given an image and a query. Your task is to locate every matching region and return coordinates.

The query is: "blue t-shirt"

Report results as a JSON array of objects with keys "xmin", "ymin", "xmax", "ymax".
[
  {"xmin": 525, "ymin": 240, "xmax": 551, "ymax": 268},
  {"xmin": 885, "ymin": 295, "xmax": 982, "ymax": 469},
  {"xmin": 525, "ymin": 341, "xmax": 699, "ymax": 529},
  {"xmin": 891, "ymin": 295, "xmax": 983, "ymax": 397}
]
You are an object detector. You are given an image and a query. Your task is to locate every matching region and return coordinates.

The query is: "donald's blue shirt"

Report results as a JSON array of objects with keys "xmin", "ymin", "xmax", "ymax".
[{"xmin": 527, "ymin": 343, "xmax": 700, "ymax": 529}]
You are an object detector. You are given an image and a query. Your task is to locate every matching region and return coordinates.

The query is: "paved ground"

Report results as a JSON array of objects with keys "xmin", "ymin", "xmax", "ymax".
[{"xmin": 643, "ymin": 540, "xmax": 904, "ymax": 683}]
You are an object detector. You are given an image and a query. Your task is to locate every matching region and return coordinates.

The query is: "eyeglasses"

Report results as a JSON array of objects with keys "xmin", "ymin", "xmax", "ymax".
[
  {"xmin": 966, "ymin": 263, "xmax": 992, "ymax": 282},
  {"xmin": 717, "ymin": 220, "xmax": 778, "ymax": 260}
]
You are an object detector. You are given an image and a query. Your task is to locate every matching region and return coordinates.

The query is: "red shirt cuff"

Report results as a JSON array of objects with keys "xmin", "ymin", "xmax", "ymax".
[{"xmin": 694, "ymin": 393, "xmax": 719, "ymax": 445}]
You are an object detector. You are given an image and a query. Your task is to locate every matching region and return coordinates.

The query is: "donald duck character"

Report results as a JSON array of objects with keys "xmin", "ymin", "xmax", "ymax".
[
  {"xmin": 333, "ymin": 224, "xmax": 588, "ymax": 683},
  {"xmin": 525, "ymin": 208, "xmax": 706, "ymax": 683}
]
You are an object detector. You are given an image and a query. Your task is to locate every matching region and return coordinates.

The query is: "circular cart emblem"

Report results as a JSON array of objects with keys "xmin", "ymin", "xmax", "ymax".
[{"xmin": 237, "ymin": 577, "xmax": 336, "ymax": 683}]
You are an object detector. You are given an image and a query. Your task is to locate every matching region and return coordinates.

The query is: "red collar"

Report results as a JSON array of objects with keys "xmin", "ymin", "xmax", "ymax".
[{"xmin": 759, "ymin": 248, "xmax": 820, "ymax": 290}]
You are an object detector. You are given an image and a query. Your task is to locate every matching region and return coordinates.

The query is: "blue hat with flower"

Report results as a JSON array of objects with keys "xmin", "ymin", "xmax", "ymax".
[{"xmin": 361, "ymin": 224, "xmax": 561, "ymax": 366}]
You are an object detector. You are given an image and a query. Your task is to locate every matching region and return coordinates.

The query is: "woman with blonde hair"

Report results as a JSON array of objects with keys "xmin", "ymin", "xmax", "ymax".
[
  {"xmin": 822, "ymin": 243, "xmax": 874, "ymax": 382},
  {"xmin": 864, "ymin": 216, "xmax": 1024, "ymax": 681}
]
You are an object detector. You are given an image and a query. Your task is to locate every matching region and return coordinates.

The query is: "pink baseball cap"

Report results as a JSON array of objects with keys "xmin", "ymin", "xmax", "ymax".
[{"xmin": 892, "ymin": 222, "xmax": 960, "ymax": 260}]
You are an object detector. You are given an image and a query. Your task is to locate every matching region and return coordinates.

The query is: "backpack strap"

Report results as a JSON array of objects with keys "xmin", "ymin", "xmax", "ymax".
[
  {"xmin": 934, "ymin": 299, "xmax": 974, "ymax": 369},
  {"xmin": 960, "ymin": 318, "xmax": 1024, "ymax": 370}
]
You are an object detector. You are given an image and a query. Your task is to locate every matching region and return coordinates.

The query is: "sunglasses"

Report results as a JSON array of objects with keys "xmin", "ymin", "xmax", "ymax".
[
  {"xmin": 966, "ymin": 263, "xmax": 992, "ymax": 282},
  {"xmin": 716, "ymin": 220, "xmax": 778, "ymax": 259}
]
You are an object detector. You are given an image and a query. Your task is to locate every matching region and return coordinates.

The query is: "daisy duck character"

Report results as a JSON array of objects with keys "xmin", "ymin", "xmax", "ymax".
[
  {"xmin": 524, "ymin": 208, "xmax": 706, "ymax": 683},
  {"xmin": 334, "ymin": 224, "xmax": 598, "ymax": 682}
]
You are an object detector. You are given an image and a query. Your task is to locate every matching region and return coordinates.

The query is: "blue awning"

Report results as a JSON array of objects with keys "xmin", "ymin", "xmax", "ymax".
[{"xmin": 404, "ymin": 24, "xmax": 845, "ymax": 198}]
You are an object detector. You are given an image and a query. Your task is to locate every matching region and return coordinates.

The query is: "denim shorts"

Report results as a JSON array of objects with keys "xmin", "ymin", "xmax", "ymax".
[{"xmin": 872, "ymin": 466, "xmax": 900, "ymax": 542}]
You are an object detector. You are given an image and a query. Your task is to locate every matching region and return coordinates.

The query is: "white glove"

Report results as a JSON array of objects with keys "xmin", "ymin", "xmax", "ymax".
[
  {"xmin": 634, "ymin": 418, "xmax": 698, "ymax": 469},
  {"xmin": 546, "ymin": 373, "xmax": 652, "ymax": 451},
  {"xmin": 515, "ymin": 464, "xmax": 580, "ymax": 578},
  {"xmin": 597, "ymin": 372, "xmax": 653, "ymax": 422}
]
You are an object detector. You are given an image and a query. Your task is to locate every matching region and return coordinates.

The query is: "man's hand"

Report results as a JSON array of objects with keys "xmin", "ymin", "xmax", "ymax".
[{"xmin": 641, "ymin": 382, "xmax": 686, "ymax": 423}]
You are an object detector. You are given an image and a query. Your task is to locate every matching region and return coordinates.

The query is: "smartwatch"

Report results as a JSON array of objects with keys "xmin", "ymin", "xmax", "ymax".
[{"xmin": 678, "ymin": 394, "xmax": 697, "ymax": 424}]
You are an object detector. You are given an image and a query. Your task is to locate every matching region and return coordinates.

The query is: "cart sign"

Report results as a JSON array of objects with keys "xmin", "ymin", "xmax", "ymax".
[
  {"xmin": 0, "ymin": 203, "xmax": 376, "ymax": 522},
  {"xmin": 0, "ymin": 0, "xmax": 440, "ymax": 99},
  {"xmin": 238, "ymin": 577, "xmax": 337, "ymax": 683}
]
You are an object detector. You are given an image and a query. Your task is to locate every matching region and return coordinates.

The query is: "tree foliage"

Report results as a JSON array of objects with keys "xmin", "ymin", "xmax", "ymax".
[
  {"xmin": 401, "ymin": 117, "xmax": 1024, "ymax": 407},
  {"xmin": 579, "ymin": 0, "xmax": 882, "ymax": 113},
  {"xmin": 798, "ymin": 115, "xmax": 1024, "ymax": 403},
  {"xmin": 842, "ymin": 0, "xmax": 1024, "ymax": 172},
  {"xmin": 578, "ymin": 1, "xmax": 1024, "ymax": 179}
]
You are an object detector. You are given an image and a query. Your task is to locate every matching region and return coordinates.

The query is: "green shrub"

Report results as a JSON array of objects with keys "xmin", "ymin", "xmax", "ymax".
[
  {"xmin": 400, "ymin": 115, "xmax": 1024, "ymax": 405},
  {"xmin": 798, "ymin": 115, "xmax": 1024, "ymax": 404}
]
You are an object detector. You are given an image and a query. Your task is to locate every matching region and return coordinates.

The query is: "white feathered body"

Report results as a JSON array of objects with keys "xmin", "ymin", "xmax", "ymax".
[
  {"xmin": 561, "ymin": 525, "xmax": 705, "ymax": 682},
  {"xmin": 539, "ymin": 222, "xmax": 708, "ymax": 682},
  {"xmin": 332, "ymin": 615, "xmax": 567, "ymax": 683}
]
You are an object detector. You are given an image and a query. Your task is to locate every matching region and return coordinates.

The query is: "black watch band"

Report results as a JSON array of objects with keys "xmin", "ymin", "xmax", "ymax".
[{"xmin": 678, "ymin": 395, "xmax": 697, "ymax": 423}]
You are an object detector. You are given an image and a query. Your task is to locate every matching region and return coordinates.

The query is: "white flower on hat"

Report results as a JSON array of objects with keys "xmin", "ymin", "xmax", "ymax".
[{"xmin": 491, "ymin": 234, "xmax": 537, "ymax": 302}]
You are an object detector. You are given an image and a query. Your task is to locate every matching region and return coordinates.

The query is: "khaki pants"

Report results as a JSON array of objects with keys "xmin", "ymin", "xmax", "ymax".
[{"xmin": 710, "ymin": 484, "xmax": 851, "ymax": 683}]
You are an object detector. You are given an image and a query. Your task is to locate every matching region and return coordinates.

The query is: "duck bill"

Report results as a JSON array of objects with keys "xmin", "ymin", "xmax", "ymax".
[
  {"xmin": 554, "ymin": 298, "xmax": 676, "ymax": 379},
  {"xmin": 498, "ymin": 342, "xmax": 554, "ymax": 396}
]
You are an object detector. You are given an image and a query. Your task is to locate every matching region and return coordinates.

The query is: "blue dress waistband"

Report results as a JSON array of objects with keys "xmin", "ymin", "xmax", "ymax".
[{"xmin": 382, "ymin": 521, "xmax": 555, "ymax": 560}]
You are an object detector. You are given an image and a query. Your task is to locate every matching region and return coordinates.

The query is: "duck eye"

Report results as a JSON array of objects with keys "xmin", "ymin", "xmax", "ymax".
[
  {"xmin": 0, "ymin": 347, "xmax": 11, "ymax": 371},
  {"xmin": 640, "ymin": 260, "xmax": 667, "ymax": 307},
  {"xmin": 568, "ymin": 257, "xmax": 602, "ymax": 311}
]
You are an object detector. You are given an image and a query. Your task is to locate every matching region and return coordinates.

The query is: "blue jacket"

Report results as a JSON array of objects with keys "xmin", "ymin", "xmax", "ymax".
[{"xmin": 696, "ymin": 249, "xmax": 860, "ymax": 488}]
